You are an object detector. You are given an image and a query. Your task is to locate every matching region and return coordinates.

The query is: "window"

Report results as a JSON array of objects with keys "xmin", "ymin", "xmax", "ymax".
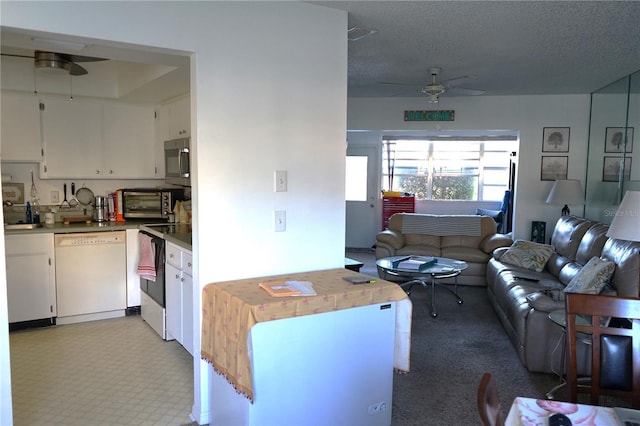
[{"xmin": 382, "ymin": 136, "xmax": 516, "ymax": 201}]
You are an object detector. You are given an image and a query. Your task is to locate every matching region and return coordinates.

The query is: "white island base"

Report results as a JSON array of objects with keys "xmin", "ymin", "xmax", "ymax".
[{"xmin": 208, "ymin": 302, "xmax": 396, "ymax": 426}]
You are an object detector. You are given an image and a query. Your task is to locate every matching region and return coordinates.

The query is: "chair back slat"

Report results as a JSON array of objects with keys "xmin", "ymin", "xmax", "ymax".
[{"xmin": 565, "ymin": 293, "xmax": 640, "ymax": 408}]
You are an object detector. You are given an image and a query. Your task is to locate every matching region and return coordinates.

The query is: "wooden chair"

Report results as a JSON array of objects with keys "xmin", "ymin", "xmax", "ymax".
[
  {"xmin": 565, "ymin": 293, "xmax": 640, "ymax": 408},
  {"xmin": 477, "ymin": 372, "xmax": 505, "ymax": 426}
]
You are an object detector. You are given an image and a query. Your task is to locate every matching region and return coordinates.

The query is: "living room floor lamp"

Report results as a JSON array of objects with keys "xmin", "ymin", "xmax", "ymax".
[
  {"xmin": 606, "ymin": 190, "xmax": 640, "ymax": 242},
  {"xmin": 546, "ymin": 179, "xmax": 585, "ymax": 216}
]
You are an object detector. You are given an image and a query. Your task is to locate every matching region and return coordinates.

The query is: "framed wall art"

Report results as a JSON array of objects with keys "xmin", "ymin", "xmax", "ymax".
[
  {"xmin": 604, "ymin": 127, "xmax": 634, "ymax": 153},
  {"xmin": 541, "ymin": 156, "xmax": 568, "ymax": 181},
  {"xmin": 542, "ymin": 127, "xmax": 570, "ymax": 152},
  {"xmin": 602, "ymin": 156, "xmax": 632, "ymax": 182}
]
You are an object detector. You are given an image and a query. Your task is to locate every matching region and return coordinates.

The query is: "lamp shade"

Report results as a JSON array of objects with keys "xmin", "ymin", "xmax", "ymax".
[
  {"xmin": 606, "ymin": 190, "xmax": 640, "ymax": 242},
  {"xmin": 546, "ymin": 179, "xmax": 585, "ymax": 215}
]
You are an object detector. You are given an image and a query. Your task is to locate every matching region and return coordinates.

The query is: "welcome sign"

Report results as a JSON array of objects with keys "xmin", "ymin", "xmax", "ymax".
[{"xmin": 404, "ymin": 110, "xmax": 455, "ymax": 121}]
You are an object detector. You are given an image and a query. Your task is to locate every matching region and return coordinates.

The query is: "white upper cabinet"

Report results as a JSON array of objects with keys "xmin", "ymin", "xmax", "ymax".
[
  {"xmin": 156, "ymin": 95, "xmax": 190, "ymax": 178},
  {"xmin": 40, "ymin": 97, "xmax": 102, "ymax": 178},
  {"xmin": 102, "ymin": 103, "xmax": 156, "ymax": 178},
  {"xmin": 1, "ymin": 91, "xmax": 43, "ymax": 162},
  {"xmin": 39, "ymin": 96, "xmax": 157, "ymax": 179},
  {"xmin": 161, "ymin": 96, "xmax": 190, "ymax": 141}
]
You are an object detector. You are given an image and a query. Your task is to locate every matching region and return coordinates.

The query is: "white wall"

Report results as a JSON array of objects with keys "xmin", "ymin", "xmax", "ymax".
[
  {"xmin": 0, "ymin": 2, "xmax": 347, "ymax": 424},
  {"xmin": 0, "ymin": 176, "xmax": 11, "ymax": 426},
  {"xmin": 347, "ymin": 95, "xmax": 591, "ymax": 241}
]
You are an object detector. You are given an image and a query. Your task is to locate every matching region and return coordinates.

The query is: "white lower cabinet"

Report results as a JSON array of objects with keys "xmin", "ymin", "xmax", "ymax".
[
  {"xmin": 165, "ymin": 241, "xmax": 194, "ymax": 356},
  {"xmin": 165, "ymin": 262, "xmax": 181, "ymax": 341},
  {"xmin": 5, "ymin": 233, "xmax": 56, "ymax": 323}
]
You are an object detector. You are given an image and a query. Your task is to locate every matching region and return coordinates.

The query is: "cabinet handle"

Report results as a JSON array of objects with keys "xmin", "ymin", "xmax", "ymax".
[
  {"xmin": 169, "ymin": 253, "xmax": 174, "ymax": 258},
  {"xmin": 187, "ymin": 262, "xmax": 192, "ymax": 268},
  {"xmin": 109, "ymin": 170, "xmax": 113, "ymax": 174},
  {"xmin": 175, "ymin": 274, "xmax": 180, "ymax": 279},
  {"xmin": 180, "ymin": 277, "xmax": 184, "ymax": 282},
  {"xmin": 96, "ymin": 170, "xmax": 100, "ymax": 174}
]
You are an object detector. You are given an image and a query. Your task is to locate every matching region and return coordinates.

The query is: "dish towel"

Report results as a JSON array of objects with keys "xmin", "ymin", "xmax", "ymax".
[{"xmin": 137, "ymin": 233, "xmax": 156, "ymax": 281}]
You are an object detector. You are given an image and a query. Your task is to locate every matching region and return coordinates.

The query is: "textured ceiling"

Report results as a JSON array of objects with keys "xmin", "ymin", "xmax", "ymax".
[
  {"xmin": 314, "ymin": 1, "xmax": 640, "ymax": 98},
  {"xmin": 2, "ymin": 2, "xmax": 639, "ymax": 102}
]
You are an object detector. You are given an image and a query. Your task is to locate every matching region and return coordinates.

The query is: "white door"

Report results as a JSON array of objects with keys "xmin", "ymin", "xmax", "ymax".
[{"xmin": 346, "ymin": 145, "xmax": 379, "ymax": 248}]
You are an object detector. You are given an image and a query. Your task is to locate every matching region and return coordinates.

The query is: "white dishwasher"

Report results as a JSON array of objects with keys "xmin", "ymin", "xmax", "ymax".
[{"xmin": 55, "ymin": 231, "xmax": 127, "ymax": 325}]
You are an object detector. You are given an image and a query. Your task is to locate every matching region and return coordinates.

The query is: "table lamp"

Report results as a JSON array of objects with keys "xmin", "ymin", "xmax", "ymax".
[
  {"xmin": 606, "ymin": 190, "xmax": 640, "ymax": 242},
  {"xmin": 546, "ymin": 179, "xmax": 585, "ymax": 216}
]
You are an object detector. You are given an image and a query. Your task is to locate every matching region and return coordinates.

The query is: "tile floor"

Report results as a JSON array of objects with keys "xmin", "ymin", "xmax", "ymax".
[{"xmin": 9, "ymin": 315, "xmax": 194, "ymax": 426}]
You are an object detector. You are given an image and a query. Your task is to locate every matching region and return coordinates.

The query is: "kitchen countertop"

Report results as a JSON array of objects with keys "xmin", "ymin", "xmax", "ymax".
[
  {"xmin": 139, "ymin": 223, "xmax": 192, "ymax": 251},
  {"xmin": 4, "ymin": 220, "xmax": 193, "ymax": 251}
]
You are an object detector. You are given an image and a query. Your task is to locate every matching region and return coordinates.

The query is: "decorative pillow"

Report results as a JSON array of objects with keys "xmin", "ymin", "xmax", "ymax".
[
  {"xmin": 564, "ymin": 256, "xmax": 616, "ymax": 294},
  {"xmin": 499, "ymin": 239, "xmax": 555, "ymax": 272}
]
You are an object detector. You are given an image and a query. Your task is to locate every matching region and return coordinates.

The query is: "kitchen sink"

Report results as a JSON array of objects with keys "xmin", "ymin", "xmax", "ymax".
[{"xmin": 4, "ymin": 223, "xmax": 44, "ymax": 230}]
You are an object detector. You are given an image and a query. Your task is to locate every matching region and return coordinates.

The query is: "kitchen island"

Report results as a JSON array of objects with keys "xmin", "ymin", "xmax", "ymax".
[{"xmin": 202, "ymin": 268, "xmax": 412, "ymax": 425}]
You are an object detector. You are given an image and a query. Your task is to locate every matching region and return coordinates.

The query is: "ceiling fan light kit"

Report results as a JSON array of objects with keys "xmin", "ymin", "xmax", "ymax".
[{"xmin": 34, "ymin": 51, "xmax": 73, "ymax": 73}]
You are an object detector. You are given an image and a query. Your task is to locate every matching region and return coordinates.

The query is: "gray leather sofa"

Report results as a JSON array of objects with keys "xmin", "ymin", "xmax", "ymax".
[
  {"xmin": 486, "ymin": 215, "xmax": 640, "ymax": 374},
  {"xmin": 375, "ymin": 213, "xmax": 513, "ymax": 286}
]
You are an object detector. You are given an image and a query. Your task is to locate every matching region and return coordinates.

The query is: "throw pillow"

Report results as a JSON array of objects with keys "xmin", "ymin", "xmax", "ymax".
[
  {"xmin": 564, "ymin": 256, "xmax": 616, "ymax": 294},
  {"xmin": 499, "ymin": 239, "xmax": 555, "ymax": 272}
]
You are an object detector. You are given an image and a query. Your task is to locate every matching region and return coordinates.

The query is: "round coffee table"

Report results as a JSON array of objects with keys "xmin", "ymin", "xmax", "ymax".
[{"xmin": 376, "ymin": 256, "xmax": 468, "ymax": 317}]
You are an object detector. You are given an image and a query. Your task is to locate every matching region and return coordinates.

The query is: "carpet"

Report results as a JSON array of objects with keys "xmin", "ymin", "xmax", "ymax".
[{"xmin": 346, "ymin": 249, "xmax": 559, "ymax": 425}]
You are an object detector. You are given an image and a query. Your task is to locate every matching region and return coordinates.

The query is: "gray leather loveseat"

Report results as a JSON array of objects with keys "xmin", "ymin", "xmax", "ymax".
[{"xmin": 486, "ymin": 215, "xmax": 640, "ymax": 374}]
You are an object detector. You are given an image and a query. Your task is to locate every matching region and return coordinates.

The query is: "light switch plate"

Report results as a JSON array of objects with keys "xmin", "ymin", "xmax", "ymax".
[
  {"xmin": 274, "ymin": 210, "xmax": 286, "ymax": 232},
  {"xmin": 274, "ymin": 170, "xmax": 287, "ymax": 192}
]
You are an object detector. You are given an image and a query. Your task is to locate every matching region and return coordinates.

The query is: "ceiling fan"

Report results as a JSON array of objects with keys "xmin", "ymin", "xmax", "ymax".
[
  {"xmin": 381, "ymin": 67, "xmax": 486, "ymax": 103},
  {"xmin": 0, "ymin": 50, "xmax": 107, "ymax": 76}
]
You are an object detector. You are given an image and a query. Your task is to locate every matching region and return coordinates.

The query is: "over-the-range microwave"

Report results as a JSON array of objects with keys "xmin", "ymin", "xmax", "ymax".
[{"xmin": 165, "ymin": 137, "xmax": 190, "ymax": 186}]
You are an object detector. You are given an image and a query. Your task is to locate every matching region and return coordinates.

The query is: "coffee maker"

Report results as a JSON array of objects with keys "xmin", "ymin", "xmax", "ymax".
[{"xmin": 94, "ymin": 196, "xmax": 108, "ymax": 222}]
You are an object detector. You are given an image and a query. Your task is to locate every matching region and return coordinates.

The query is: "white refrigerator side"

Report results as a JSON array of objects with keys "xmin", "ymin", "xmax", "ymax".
[{"xmin": 209, "ymin": 302, "xmax": 396, "ymax": 425}]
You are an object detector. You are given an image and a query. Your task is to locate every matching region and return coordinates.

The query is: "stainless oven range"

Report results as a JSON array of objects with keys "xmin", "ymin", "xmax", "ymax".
[{"xmin": 138, "ymin": 229, "xmax": 169, "ymax": 340}]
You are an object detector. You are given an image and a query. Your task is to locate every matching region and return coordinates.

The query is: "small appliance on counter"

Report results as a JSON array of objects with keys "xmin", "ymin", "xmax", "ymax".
[
  {"xmin": 121, "ymin": 188, "xmax": 185, "ymax": 220},
  {"xmin": 93, "ymin": 196, "xmax": 108, "ymax": 222}
]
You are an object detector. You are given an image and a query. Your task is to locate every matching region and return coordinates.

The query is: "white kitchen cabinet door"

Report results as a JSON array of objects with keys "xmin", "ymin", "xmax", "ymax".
[
  {"xmin": 182, "ymin": 250, "xmax": 194, "ymax": 356},
  {"xmin": 165, "ymin": 241, "xmax": 183, "ymax": 269},
  {"xmin": 102, "ymin": 103, "xmax": 157, "ymax": 178},
  {"xmin": 40, "ymin": 97, "xmax": 102, "ymax": 178},
  {"xmin": 165, "ymin": 242, "xmax": 193, "ymax": 355},
  {"xmin": 0, "ymin": 91, "xmax": 42, "ymax": 162},
  {"xmin": 165, "ymin": 262, "xmax": 182, "ymax": 342},
  {"xmin": 5, "ymin": 233, "xmax": 56, "ymax": 323},
  {"xmin": 167, "ymin": 96, "xmax": 190, "ymax": 139}
]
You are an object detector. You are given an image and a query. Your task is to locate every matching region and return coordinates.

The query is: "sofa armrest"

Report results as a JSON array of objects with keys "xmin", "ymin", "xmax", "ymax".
[
  {"xmin": 480, "ymin": 233, "xmax": 513, "ymax": 254},
  {"xmin": 526, "ymin": 290, "xmax": 565, "ymax": 313},
  {"xmin": 376, "ymin": 229, "xmax": 405, "ymax": 250}
]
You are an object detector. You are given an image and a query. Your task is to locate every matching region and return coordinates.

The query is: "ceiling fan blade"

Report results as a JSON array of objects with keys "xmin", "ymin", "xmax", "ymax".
[
  {"xmin": 442, "ymin": 75, "xmax": 477, "ymax": 88},
  {"xmin": 378, "ymin": 81, "xmax": 424, "ymax": 88},
  {"xmin": 68, "ymin": 62, "xmax": 88, "ymax": 76},
  {"xmin": 446, "ymin": 86, "xmax": 486, "ymax": 96},
  {"xmin": 0, "ymin": 53, "xmax": 35, "ymax": 59},
  {"xmin": 67, "ymin": 54, "xmax": 107, "ymax": 63}
]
